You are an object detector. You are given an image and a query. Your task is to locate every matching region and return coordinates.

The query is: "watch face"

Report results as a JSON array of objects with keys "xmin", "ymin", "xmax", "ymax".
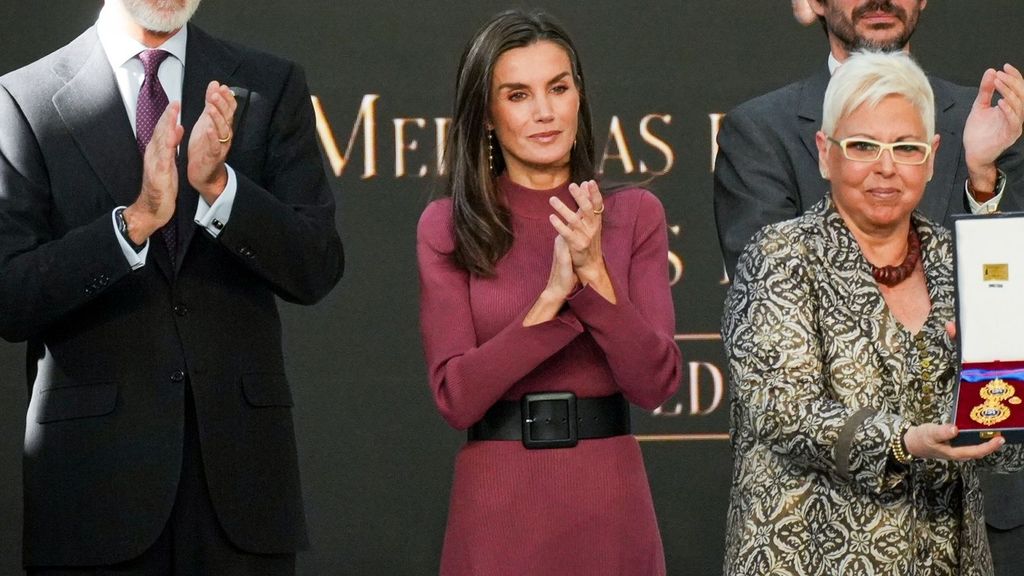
[
  {"xmin": 116, "ymin": 209, "xmax": 129, "ymax": 234},
  {"xmin": 116, "ymin": 208, "xmax": 143, "ymax": 250}
]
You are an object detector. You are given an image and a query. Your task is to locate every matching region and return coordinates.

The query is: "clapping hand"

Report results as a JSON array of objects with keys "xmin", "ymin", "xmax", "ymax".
[
  {"xmin": 125, "ymin": 101, "xmax": 183, "ymax": 245},
  {"xmin": 964, "ymin": 64, "xmax": 1024, "ymax": 194},
  {"xmin": 187, "ymin": 81, "xmax": 237, "ymax": 204},
  {"xmin": 547, "ymin": 180, "xmax": 616, "ymax": 303}
]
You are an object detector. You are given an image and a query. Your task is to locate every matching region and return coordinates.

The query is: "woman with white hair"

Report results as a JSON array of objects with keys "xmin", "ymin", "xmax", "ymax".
[{"xmin": 722, "ymin": 50, "xmax": 1024, "ymax": 575}]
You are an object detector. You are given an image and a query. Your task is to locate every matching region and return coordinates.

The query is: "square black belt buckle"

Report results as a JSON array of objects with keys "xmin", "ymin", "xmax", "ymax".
[{"xmin": 521, "ymin": 392, "xmax": 578, "ymax": 449}]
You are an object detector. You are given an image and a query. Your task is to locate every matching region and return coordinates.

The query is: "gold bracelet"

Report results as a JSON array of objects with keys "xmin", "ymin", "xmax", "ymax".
[{"xmin": 890, "ymin": 421, "xmax": 914, "ymax": 465}]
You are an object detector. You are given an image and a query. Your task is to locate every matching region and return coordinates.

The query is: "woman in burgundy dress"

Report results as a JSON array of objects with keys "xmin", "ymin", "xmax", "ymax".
[{"xmin": 417, "ymin": 10, "xmax": 682, "ymax": 576}]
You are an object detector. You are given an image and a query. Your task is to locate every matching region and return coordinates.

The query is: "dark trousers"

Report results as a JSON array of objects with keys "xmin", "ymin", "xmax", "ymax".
[{"xmin": 28, "ymin": 385, "xmax": 295, "ymax": 576}]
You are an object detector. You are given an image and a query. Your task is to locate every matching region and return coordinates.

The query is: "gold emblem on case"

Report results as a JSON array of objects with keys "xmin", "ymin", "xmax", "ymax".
[
  {"xmin": 980, "ymin": 379, "xmax": 1016, "ymax": 402},
  {"xmin": 971, "ymin": 402, "xmax": 1011, "ymax": 426},
  {"xmin": 984, "ymin": 263, "xmax": 1009, "ymax": 282}
]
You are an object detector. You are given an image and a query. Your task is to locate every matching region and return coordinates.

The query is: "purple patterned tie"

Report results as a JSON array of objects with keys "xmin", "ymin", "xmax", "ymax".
[{"xmin": 136, "ymin": 49, "xmax": 176, "ymax": 258}]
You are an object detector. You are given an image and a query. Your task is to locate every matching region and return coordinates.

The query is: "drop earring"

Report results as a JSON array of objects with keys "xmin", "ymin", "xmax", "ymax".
[{"xmin": 488, "ymin": 130, "xmax": 496, "ymax": 174}]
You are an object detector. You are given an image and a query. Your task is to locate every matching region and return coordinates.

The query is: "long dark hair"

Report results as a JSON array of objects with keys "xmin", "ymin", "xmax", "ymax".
[{"xmin": 443, "ymin": 10, "xmax": 596, "ymax": 276}]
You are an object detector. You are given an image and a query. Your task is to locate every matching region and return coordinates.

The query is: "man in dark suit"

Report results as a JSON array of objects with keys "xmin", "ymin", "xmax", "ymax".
[
  {"xmin": 713, "ymin": 1, "xmax": 1024, "ymax": 574},
  {"xmin": 0, "ymin": 0, "xmax": 343, "ymax": 573}
]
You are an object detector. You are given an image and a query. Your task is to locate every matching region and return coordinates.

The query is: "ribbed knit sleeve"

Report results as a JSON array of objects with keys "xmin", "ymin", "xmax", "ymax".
[
  {"xmin": 417, "ymin": 199, "xmax": 584, "ymax": 430},
  {"xmin": 567, "ymin": 190, "xmax": 682, "ymax": 409}
]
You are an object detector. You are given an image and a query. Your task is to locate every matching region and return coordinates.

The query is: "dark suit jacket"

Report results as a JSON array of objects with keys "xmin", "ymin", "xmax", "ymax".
[
  {"xmin": 713, "ymin": 66, "xmax": 1024, "ymax": 534},
  {"xmin": 0, "ymin": 25, "xmax": 343, "ymax": 566}
]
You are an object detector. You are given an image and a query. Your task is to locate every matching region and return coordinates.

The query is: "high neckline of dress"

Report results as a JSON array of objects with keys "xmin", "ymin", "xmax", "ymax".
[{"xmin": 498, "ymin": 173, "xmax": 577, "ymax": 219}]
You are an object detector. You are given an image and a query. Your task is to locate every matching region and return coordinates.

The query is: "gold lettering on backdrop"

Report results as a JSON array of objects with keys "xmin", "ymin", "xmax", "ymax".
[
  {"xmin": 434, "ymin": 118, "xmax": 451, "ymax": 176},
  {"xmin": 652, "ymin": 361, "xmax": 725, "ymax": 416},
  {"xmin": 653, "ymin": 397, "xmax": 683, "ymax": 416},
  {"xmin": 689, "ymin": 362, "xmax": 724, "ymax": 415},
  {"xmin": 394, "ymin": 118, "xmax": 429, "ymax": 177},
  {"xmin": 638, "ymin": 114, "xmax": 674, "ymax": 175},
  {"xmin": 312, "ymin": 94, "xmax": 379, "ymax": 179},
  {"xmin": 668, "ymin": 224, "xmax": 684, "ymax": 286},
  {"xmin": 312, "ymin": 95, "xmax": 683, "ymax": 180},
  {"xmin": 598, "ymin": 116, "xmax": 635, "ymax": 174},
  {"xmin": 709, "ymin": 113, "xmax": 725, "ymax": 172}
]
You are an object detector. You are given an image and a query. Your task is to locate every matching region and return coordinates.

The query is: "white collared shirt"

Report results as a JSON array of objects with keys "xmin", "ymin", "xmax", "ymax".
[
  {"xmin": 96, "ymin": 5, "xmax": 187, "ymax": 135},
  {"xmin": 96, "ymin": 6, "xmax": 237, "ymax": 269}
]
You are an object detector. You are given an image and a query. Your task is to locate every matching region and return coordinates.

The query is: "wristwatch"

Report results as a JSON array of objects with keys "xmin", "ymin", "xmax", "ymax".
[{"xmin": 115, "ymin": 207, "xmax": 146, "ymax": 252}]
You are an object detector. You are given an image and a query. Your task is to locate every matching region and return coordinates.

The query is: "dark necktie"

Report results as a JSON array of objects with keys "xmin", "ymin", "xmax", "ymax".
[{"xmin": 136, "ymin": 49, "xmax": 176, "ymax": 259}]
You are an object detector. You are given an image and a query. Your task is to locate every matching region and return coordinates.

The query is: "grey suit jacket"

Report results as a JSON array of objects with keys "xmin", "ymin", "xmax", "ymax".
[
  {"xmin": 713, "ymin": 66, "xmax": 1024, "ymax": 532},
  {"xmin": 0, "ymin": 25, "xmax": 343, "ymax": 566}
]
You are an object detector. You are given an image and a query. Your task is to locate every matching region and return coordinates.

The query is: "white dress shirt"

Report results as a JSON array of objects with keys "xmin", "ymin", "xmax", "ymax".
[{"xmin": 95, "ymin": 5, "xmax": 237, "ymax": 269}]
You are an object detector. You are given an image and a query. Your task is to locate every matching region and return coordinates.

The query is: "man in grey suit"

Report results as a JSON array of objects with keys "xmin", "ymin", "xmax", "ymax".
[
  {"xmin": 0, "ymin": 0, "xmax": 343, "ymax": 573},
  {"xmin": 713, "ymin": 1, "xmax": 1024, "ymax": 573}
]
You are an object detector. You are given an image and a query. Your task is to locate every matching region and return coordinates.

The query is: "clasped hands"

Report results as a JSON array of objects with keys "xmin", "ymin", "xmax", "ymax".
[
  {"xmin": 123, "ymin": 81, "xmax": 237, "ymax": 245},
  {"xmin": 964, "ymin": 63, "xmax": 1024, "ymax": 198},
  {"xmin": 544, "ymin": 180, "xmax": 616, "ymax": 305}
]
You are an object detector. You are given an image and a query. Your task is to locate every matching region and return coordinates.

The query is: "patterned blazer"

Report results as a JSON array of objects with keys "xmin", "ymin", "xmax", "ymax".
[{"xmin": 722, "ymin": 197, "xmax": 1023, "ymax": 576}]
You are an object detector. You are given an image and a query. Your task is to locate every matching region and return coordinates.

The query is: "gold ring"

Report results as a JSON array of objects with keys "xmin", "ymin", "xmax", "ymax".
[
  {"xmin": 218, "ymin": 134, "xmax": 232, "ymax": 143},
  {"xmin": 592, "ymin": 206, "xmax": 605, "ymax": 215}
]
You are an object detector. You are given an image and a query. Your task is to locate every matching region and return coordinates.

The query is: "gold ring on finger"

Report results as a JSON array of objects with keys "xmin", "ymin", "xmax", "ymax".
[
  {"xmin": 592, "ymin": 206, "xmax": 605, "ymax": 215},
  {"xmin": 218, "ymin": 134, "xmax": 232, "ymax": 143}
]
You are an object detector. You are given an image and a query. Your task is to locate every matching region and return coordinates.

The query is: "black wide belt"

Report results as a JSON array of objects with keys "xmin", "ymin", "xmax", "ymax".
[{"xmin": 468, "ymin": 392, "xmax": 631, "ymax": 449}]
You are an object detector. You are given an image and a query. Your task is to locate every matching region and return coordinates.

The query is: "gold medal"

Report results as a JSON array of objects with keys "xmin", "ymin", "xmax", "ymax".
[
  {"xmin": 980, "ymin": 378, "xmax": 1015, "ymax": 402},
  {"xmin": 971, "ymin": 401, "xmax": 1011, "ymax": 426}
]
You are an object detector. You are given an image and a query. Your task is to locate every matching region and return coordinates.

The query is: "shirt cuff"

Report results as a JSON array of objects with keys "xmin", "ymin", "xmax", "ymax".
[
  {"xmin": 966, "ymin": 169, "xmax": 1007, "ymax": 215},
  {"xmin": 193, "ymin": 165, "xmax": 237, "ymax": 237},
  {"xmin": 111, "ymin": 207, "xmax": 149, "ymax": 270}
]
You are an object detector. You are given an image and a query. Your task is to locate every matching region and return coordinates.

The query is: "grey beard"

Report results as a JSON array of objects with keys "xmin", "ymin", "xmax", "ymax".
[{"xmin": 122, "ymin": 0, "xmax": 202, "ymax": 33}]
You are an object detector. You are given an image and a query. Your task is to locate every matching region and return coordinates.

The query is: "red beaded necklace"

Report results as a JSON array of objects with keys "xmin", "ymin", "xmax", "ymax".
[{"xmin": 871, "ymin": 227, "xmax": 921, "ymax": 287}]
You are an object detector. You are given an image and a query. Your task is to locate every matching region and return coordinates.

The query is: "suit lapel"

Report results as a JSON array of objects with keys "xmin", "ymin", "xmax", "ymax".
[
  {"xmin": 818, "ymin": 200, "xmax": 907, "ymax": 396},
  {"xmin": 175, "ymin": 25, "xmax": 243, "ymax": 273},
  {"xmin": 925, "ymin": 79, "xmax": 965, "ymax": 222},
  {"xmin": 918, "ymin": 218, "xmax": 957, "ymax": 380},
  {"xmin": 52, "ymin": 28, "xmax": 176, "ymax": 279},
  {"xmin": 52, "ymin": 29, "xmax": 142, "ymax": 209},
  {"xmin": 796, "ymin": 67, "xmax": 830, "ymax": 168}
]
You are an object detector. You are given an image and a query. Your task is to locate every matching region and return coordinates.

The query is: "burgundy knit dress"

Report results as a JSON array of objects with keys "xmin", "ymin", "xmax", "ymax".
[{"xmin": 417, "ymin": 175, "xmax": 682, "ymax": 576}]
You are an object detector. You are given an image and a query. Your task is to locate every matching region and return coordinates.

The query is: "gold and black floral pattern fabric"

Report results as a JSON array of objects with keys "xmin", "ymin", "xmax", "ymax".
[{"xmin": 722, "ymin": 197, "xmax": 1023, "ymax": 576}]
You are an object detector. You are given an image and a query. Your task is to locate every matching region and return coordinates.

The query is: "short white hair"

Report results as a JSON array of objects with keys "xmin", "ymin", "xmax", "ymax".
[{"xmin": 822, "ymin": 51, "xmax": 934, "ymax": 139}]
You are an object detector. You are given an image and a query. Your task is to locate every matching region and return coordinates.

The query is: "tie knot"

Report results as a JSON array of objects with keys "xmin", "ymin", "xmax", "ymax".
[{"xmin": 138, "ymin": 49, "xmax": 170, "ymax": 77}]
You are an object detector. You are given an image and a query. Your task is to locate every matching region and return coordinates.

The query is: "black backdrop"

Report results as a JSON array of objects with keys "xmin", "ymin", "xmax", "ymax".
[{"xmin": 1, "ymin": 2, "xmax": 1022, "ymax": 574}]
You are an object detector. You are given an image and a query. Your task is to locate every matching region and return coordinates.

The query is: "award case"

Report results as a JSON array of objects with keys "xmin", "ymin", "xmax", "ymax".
[{"xmin": 952, "ymin": 212, "xmax": 1024, "ymax": 445}]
